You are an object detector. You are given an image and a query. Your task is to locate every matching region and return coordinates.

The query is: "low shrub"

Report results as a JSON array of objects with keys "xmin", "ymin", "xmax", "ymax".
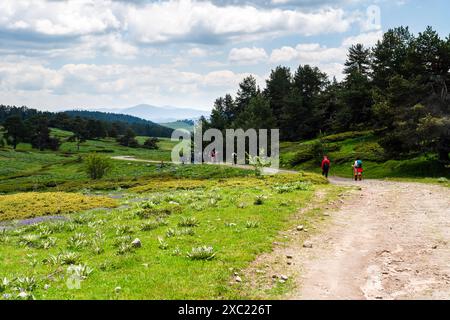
[
  {"xmin": 143, "ymin": 137, "xmax": 159, "ymax": 150},
  {"xmin": 320, "ymin": 131, "xmax": 373, "ymax": 143},
  {"xmin": 290, "ymin": 141, "xmax": 324, "ymax": 166},
  {"xmin": 84, "ymin": 154, "xmax": 113, "ymax": 180},
  {"xmin": 354, "ymin": 142, "xmax": 386, "ymax": 162}
]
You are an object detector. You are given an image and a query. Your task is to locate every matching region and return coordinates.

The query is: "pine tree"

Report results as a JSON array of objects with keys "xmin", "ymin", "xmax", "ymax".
[
  {"xmin": 264, "ymin": 66, "xmax": 292, "ymax": 126},
  {"xmin": 3, "ymin": 115, "xmax": 26, "ymax": 149}
]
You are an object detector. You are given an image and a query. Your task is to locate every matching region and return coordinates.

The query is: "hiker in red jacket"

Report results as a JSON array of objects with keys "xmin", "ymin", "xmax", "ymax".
[{"xmin": 321, "ymin": 156, "xmax": 331, "ymax": 178}]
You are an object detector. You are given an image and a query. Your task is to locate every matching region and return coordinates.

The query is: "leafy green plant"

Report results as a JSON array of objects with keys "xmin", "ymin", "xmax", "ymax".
[
  {"xmin": 248, "ymin": 149, "xmax": 272, "ymax": 176},
  {"xmin": 67, "ymin": 233, "xmax": 89, "ymax": 250},
  {"xmin": 177, "ymin": 228, "xmax": 195, "ymax": 236},
  {"xmin": 158, "ymin": 237, "xmax": 169, "ymax": 250},
  {"xmin": 113, "ymin": 236, "xmax": 132, "ymax": 248},
  {"xmin": 72, "ymin": 215, "xmax": 90, "ymax": 225},
  {"xmin": 91, "ymin": 240, "xmax": 105, "ymax": 255},
  {"xmin": 178, "ymin": 216, "xmax": 199, "ymax": 227},
  {"xmin": 84, "ymin": 154, "xmax": 113, "ymax": 180},
  {"xmin": 172, "ymin": 247, "xmax": 182, "ymax": 256},
  {"xmin": 140, "ymin": 220, "xmax": 160, "ymax": 231},
  {"xmin": 273, "ymin": 181, "xmax": 312, "ymax": 193},
  {"xmin": 187, "ymin": 246, "xmax": 216, "ymax": 261},
  {"xmin": 19, "ymin": 234, "xmax": 41, "ymax": 248},
  {"xmin": 37, "ymin": 225, "xmax": 53, "ymax": 238},
  {"xmin": 41, "ymin": 237, "xmax": 57, "ymax": 250},
  {"xmin": 116, "ymin": 243, "xmax": 134, "ymax": 255},
  {"xmin": 115, "ymin": 225, "xmax": 134, "ymax": 236},
  {"xmin": 67, "ymin": 264, "xmax": 93, "ymax": 280},
  {"xmin": 246, "ymin": 221, "xmax": 260, "ymax": 229},
  {"xmin": 15, "ymin": 276, "xmax": 37, "ymax": 293},
  {"xmin": 166, "ymin": 228, "xmax": 176, "ymax": 238},
  {"xmin": 254, "ymin": 195, "xmax": 266, "ymax": 205},
  {"xmin": 0, "ymin": 277, "xmax": 10, "ymax": 293},
  {"xmin": 0, "ymin": 230, "xmax": 11, "ymax": 244},
  {"xmin": 60, "ymin": 252, "xmax": 81, "ymax": 265}
]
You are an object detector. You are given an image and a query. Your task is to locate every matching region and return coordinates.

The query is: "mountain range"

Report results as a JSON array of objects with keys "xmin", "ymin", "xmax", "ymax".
[{"xmin": 97, "ymin": 104, "xmax": 208, "ymax": 123}]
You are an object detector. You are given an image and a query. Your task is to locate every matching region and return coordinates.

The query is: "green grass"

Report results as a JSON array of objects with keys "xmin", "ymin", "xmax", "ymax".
[
  {"xmin": 0, "ymin": 131, "xmax": 185, "ymax": 194},
  {"xmin": 0, "ymin": 153, "xmax": 253, "ymax": 193},
  {"xmin": 0, "ymin": 173, "xmax": 328, "ymax": 300}
]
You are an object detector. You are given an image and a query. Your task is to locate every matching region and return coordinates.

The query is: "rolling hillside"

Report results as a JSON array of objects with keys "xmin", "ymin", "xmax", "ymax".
[{"xmin": 280, "ymin": 131, "xmax": 450, "ymax": 182}]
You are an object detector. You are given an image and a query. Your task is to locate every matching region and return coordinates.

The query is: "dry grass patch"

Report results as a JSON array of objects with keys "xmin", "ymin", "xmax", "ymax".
[
  {"xmin": 129, "ymin": 179, "xmax": 209, "ymax": 193},
  {"xmin": 0, "ymin": 192, "xmax": 118, "ymax": 221}
]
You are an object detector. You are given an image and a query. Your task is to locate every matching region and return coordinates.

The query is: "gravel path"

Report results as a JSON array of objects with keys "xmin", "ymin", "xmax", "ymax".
[{"xmin": 287, "ymin": 178, "xmax": 450, "ymax": 300}]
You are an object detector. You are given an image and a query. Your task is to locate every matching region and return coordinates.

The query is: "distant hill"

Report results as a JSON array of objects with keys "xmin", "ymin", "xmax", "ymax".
[
  {"xmin": 98, "ymin": 104, "xmax": 207, "ymax": 123},
  {"xmin": 64, "ymin": 110, "xmax": 173, "ymax": 137},
  {"xmin": 160, "ymin": 119, "xmax": 195, "ymax": 131}
]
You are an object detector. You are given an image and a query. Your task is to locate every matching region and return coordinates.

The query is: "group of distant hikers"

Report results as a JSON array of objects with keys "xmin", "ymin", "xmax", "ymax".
[
  {"xmin": 181, "ymin": 148, "xmax": 364, "ymax": 180},
  {"xmin": 321, "ymin": 155, "xmax": 363, "ymax": 181},
  {"xmin": 179, "ymin": 149, "xmax": 238, "ymax": 165}
]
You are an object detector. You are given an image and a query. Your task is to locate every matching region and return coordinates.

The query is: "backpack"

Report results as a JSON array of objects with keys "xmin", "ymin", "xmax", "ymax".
[{"xmin": 356, "ymin": 160, "xmax": 362, "ymax": 168}]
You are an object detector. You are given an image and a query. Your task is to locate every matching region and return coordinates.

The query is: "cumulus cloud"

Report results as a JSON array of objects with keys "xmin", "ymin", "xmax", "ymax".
[
  {"xmin": 0, "ymin": 59, "xmax": 262, "ymax": 108},
  {"xmin": 341, "ymin": 30, "xmax": 383, "ymax": 47},
  {"xmin": 187, "ymin": 47, "xmax": 210, "ymax": 58},
  {"xmin": 0, "ymin": 0, "xmax": 121, "ymax": 36},
  {"xmin": 228, "ymin": 47, "xmax": 268, "ymax": 65},
  {"xmin": 270, "ymin": 43, "xmax": 347, "ymax": 64},
  {"xmin": 0, "ymin": 0, "xmax": 383, "ymax": 109},
  {"xmin": 0, "ymin": 0, "xmax": 354, "ymax": 46}
]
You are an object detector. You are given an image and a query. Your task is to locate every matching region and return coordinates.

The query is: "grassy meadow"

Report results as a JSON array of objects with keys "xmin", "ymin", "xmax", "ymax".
[
  {"xmin": 0, "ymin": 171, "xmax": 329, "ymax": 299},
  {"xmin": 0, "ymin": 129, "xmax": 335, "ymax": 299}
]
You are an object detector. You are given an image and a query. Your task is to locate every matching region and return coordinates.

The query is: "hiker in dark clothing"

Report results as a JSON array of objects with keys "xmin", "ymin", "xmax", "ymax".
[{"xmin": 321, "ymin": 156, "xmax": 331, "ymax": 178}]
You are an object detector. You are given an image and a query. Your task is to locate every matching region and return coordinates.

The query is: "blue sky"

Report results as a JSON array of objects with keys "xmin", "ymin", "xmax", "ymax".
[{"xmin": 0, "ymin": 0, "xmax": 448, "ymax": 112}]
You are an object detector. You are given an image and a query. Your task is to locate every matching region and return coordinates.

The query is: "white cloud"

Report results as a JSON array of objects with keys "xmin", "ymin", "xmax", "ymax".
[
  {"xmin": 228, "ymin": 47, "xmax": 268, "ymax": 65},
  {"xmin": 0, "ymin": 0, "xmax": 354, "ymax": 45},
  {"xmin": 0, "ymin": 0, "xmax": 121, "ymax": 36},
  {"xmin": 0, "ymin": 60, "xmax": 263, "ymax": 109},
  {"xmin": 270, "ymin": 43, "xmax": 347, "ymax": 64},
  {"xmin": 0, "ymin": 1, "xmax": 386, "ymax": 109},
  {"xmin": 127, "ymin": 1, "xmax": 353, "ymax": 44},
  {"xmin": 187, "ymin": 48, "xmax": 210, "ymax": 58},
  {"xmin": 341, "ymin": 30, "xmax": 383, "ymax": 47}
]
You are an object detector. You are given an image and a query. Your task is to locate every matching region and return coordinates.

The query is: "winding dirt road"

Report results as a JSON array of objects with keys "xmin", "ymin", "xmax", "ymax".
[{"xmin": 289, "ymin": 178, "xmax": 450, "ymax": 300}]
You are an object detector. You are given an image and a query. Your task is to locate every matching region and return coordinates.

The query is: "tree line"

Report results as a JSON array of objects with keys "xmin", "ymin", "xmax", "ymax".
[
  {"xmin": 202, "ymin": 26, "xmax": 450, "ymax": 162},
  {"xmin": 0, "ymin": 105, "xmax": 168, "ymax": 151}
]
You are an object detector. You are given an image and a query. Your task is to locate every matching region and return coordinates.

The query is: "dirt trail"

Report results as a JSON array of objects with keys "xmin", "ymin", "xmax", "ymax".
[{"xmin": 288, "ymin": 178, "xmax": 450, "ymax": 300}]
